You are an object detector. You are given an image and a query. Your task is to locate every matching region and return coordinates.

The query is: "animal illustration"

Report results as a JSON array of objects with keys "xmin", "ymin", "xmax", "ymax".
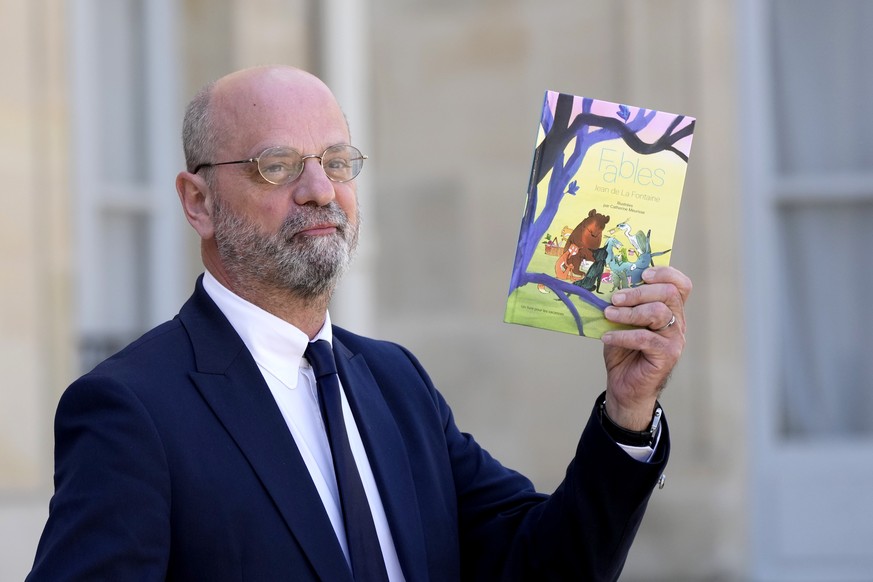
[
  {"xmin": 574, "ymin": 244, "xmax": 609, "ymax": 293},
  {"xmin": 627, "ymin": 229, "xmax": 671, "ymax": 287},
  {"xmin": 613, "ymin": 220, "xmax": 646, "ymax": 257},
  {"xmin": 564, "ymin": 209, "xmax": 610, "ymax": 275},
  {"xmin": 605, "ymin": 237, "xmax": 631, "ymax": 291},
  {"xmin": 554, "ymin": 243, "xmax": 583, "ymax": 281},
  {"xmin": 537, "ymin": 242, "xmax": 582, "ymax": 293}
]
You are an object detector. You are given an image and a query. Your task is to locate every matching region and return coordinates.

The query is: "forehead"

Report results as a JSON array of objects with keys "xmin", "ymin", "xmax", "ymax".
[{"xmin": 211, "ymin": 68, "xmax": 350, "ymax": 155}]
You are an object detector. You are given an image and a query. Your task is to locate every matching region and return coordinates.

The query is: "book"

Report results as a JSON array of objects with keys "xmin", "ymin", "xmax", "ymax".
[{"xmin": 504, "ymin": 91, "xmax": 695, "ymax": 338}]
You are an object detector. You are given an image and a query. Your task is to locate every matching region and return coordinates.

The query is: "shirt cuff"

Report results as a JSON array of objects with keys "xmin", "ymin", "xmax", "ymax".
[{"xmin": 616, "ymin": 421, "xmax": 663, "ymax": 462}]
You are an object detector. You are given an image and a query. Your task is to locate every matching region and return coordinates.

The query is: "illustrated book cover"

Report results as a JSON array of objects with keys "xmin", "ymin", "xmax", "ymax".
[{"xmin": 504, "ymin": 91, "xmax": 696, "ymax": 338}]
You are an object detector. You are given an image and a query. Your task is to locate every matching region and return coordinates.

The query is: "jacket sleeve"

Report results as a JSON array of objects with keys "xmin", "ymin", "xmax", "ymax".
[
  {"xmin": 401, "ymin": 346, "xmax": 669, "ymax": 582},
  {"xmin": 500, "ymin": 394, "xmax": 668, "ymax": 581},
  {"xmin": 27, "ymin": 375, "xmax": 172, "ymax": 581}
]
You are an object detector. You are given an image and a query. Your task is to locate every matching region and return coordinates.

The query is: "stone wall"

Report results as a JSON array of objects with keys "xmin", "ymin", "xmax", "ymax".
[
  {"xmin": 0, "ymin": 1, "xmax": 74, "ymax": 580},
  {"xmin": 1, "ymin": 1, "xmax": 747, "ymax": 579},
  {"xmin": 367, "ymin": 1, "xmax": 745, "ymax": 579}
]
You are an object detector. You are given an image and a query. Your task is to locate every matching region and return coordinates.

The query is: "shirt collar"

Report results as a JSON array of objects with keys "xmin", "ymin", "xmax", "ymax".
[{"xmin": 202, "ymin": 270, "xmax": 333, "ymax": 389}]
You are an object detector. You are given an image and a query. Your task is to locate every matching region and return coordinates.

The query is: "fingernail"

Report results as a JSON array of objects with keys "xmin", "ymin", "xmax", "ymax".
[
  {"xmin": 642, "ymin": 268, "xmax": 656, "ymax": 281},
  {"xmin": 612, "ymin": 293, "xmax": 626, "ymax": 305}
]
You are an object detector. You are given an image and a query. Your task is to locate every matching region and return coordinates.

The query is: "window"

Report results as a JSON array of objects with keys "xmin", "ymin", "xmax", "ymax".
[
  {"xmin": 768, "ymin": 0, "xmax": 873, "ymax": 438},
  {"xmin": 72, "ymin": 0, "xmax": 188, "ymax": 372}
]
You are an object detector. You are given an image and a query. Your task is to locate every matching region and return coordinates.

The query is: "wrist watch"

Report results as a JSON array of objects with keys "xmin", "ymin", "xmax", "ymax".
[{"xmin": 599, "ymin": 398, "xmax": 662, "ymax": 448}]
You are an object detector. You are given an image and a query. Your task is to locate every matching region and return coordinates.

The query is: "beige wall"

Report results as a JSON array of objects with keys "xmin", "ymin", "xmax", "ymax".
[
  {"xmin": 1, "ymin": 1, "xmax": 747, "ymax": 579},
  {"xmin": 179, "ymin": 0, "xmax": 315, "ymax": 277},
  {"xmin": 0, "ymin": 1, "xmax": 314, "ymax": 579},
  {"xmin": 0, "ymin": 1, "xmax": 74, "ymax": 580},
  {"xmin": 368, "ymin": 1, "xmax": 745, "ymax": 580}
]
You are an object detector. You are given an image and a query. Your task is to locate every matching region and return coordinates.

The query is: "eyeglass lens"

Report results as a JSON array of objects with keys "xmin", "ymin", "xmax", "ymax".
[{"xmin": 257, "ymin": 144, "xmax": 364, "ymax": 184}]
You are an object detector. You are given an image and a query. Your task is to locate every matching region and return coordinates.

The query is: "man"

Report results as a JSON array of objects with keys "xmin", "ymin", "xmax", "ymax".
[{"xmin": 29, "ymin": 66, "xmax": 691, "ymax": 581}]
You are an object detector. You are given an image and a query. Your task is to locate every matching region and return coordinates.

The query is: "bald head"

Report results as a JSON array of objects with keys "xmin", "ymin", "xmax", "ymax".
[
  {"xmin": 181, "ymin": 66, "xmax": 348, "ymax": 174},
  {"xmin": 175, "ymin": 66, "xmax": 362, "ymax": 324}
]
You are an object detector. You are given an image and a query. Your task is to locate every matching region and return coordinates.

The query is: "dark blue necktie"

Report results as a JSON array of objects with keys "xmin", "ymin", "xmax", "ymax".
[{"xmin": 305, "ymin": 340, "xmax": 390, "ymax": 582}]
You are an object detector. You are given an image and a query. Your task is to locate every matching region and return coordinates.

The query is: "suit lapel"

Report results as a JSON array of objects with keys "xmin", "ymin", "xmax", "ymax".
[
  {"xmin": 333, "ymin": 337, "xmax": 429, "ymax": 582},
  {"xmin": 179, "ymin": 280, "xmax": 353, "ymax": 582}
]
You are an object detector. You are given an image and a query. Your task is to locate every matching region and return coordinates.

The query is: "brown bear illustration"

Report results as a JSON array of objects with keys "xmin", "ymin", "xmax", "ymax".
[{"xmin": 564, "ymin": 209, "xmax": 610, "ymax": 275}]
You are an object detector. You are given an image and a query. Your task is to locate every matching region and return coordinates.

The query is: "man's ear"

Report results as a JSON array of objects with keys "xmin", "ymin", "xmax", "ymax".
[{"xmin": 176, "ymin": 171, "xmax": 215, "ymax": 239}]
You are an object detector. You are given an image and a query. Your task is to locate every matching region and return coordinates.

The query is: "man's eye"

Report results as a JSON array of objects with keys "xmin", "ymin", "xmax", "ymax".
[
  {"xmin": 326, "ymin": 158, "xmax": 351, "ymax": 170},
  {"xmin": 261, "ymin": 161, "xmax": 292, "ymax": 176}
]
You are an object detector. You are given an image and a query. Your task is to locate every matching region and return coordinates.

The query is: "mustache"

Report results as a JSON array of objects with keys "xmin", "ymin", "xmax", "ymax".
[{"xmin": 280, "ymin": 202, "xmax": 349, "ymax": 237}]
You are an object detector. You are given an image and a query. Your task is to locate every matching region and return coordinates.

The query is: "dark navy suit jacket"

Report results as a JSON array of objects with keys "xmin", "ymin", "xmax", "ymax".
[{"xmin": 29, "ymin": 278, "xmax": 669, "ymax": 581}]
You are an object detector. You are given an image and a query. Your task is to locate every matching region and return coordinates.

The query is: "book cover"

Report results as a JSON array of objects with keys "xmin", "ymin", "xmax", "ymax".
[{"xmin": 504, "ymin": 91, "xmax": 695, "ymax": 338}]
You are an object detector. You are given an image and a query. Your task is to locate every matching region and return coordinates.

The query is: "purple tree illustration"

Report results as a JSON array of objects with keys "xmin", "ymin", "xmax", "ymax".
[{"xmin": 508, "ymin": 92, "xmax": 694, "ymax": 335}]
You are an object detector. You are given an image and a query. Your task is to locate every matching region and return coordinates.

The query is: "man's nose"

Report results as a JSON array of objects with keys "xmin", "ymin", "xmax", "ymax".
[{"xmin": 291, "ymin": 156, "xmax": 335, "ymax": 206}]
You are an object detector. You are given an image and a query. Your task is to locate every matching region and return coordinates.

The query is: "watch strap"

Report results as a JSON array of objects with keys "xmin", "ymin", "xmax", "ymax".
[{"xmin": 599, "ymin": 397, "xmax": 662, "ymax": 448}]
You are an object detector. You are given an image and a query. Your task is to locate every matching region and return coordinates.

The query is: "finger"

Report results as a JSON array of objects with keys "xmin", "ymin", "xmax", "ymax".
[
  {"xmin": 602, "ymin": 327, "xmax": 684, "ymax": 363},
  {"xmin": 611, "ymin": 269, "xmax": 688, "ymax": 333},
  {"xmin": 611, "ymin": 281, "xmax": 682, "ymax": 310},
  {"xmin": 605, "ymin": 303, "xmax": 675, "ymax": 331},
  {"xmin": 641, "ymin": 266, "xmax": 692, "ymax": 303},
  {"xmin": 651, "ymin": 313, "xmax": 677, "ymax": 332}
]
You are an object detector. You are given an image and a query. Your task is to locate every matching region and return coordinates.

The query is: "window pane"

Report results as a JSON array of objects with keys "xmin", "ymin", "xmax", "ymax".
[
  {"xmin": 94, "ymin": 0, "xmax": 148, "ymax": 184},
  {"xmin": 771, "ymin": 0, "xmax": 873, "ymax": 175},
  {"xmin": 79, "ymin": 210, "xmax": 151, "ymax": 372},
  {"xmin": 778, "ymin": 200, "xmax": 873, "ymax": 438}
]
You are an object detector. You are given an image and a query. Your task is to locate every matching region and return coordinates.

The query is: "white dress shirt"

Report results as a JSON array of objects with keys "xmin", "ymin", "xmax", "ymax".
[{"xmin": 202, "ymin": 271, "xmax": 405, "ymax": 581}]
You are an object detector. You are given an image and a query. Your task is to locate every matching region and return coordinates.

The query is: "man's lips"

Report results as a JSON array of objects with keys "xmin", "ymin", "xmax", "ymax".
[{"xmin": 295, "ymin": 223, "xmax": 339, "ymax": 237}]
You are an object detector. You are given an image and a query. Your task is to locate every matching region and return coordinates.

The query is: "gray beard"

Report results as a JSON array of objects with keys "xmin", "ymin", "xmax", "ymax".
[{"xmin": 211, "ymin": 196, "xmax": 359, "ymax": 298}]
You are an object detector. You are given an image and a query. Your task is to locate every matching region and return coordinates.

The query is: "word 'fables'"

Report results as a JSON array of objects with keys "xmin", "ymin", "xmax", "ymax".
[{"xmin": 597, "ymin": 148, "xmax": 665, "ymax": 187}]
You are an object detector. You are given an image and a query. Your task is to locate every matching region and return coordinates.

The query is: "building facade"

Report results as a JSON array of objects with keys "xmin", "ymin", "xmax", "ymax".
[{"xmin": 2, "ymin": 1, "xmax": 871, "ymax": 580}]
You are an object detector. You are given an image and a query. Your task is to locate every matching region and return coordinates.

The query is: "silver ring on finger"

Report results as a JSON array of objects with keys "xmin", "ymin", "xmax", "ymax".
[{"xmin": 653, "ymin": 313, "xmax": 676, "ymax": 332}]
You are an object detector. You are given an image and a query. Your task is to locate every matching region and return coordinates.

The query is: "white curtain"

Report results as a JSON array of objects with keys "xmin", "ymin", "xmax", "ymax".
[
  {"xmin": 772, "ymin": 0, "xmax": 873, "ymax": 437},
  {"xmin": 779, "ymin": 202, "xmax": 873, "ymax": 437}
]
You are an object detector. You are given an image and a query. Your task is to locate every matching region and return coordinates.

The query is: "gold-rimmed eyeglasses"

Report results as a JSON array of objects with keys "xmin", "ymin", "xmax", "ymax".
[{"xmin": 194, "ymin": 144, "xmax": 367, "ymax": 184}]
